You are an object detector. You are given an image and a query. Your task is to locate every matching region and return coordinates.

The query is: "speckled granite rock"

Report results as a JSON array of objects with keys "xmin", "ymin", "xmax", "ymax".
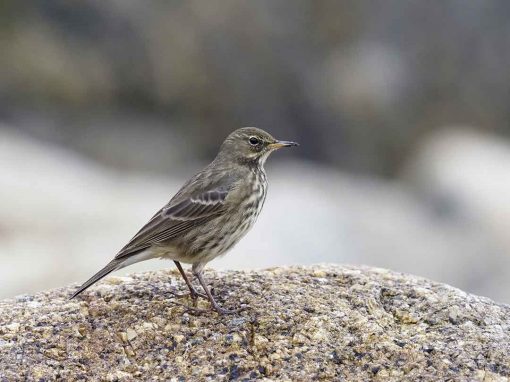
[{"xmin": 1, "ymin": 265, "xmax": 509, "ymax": 381}]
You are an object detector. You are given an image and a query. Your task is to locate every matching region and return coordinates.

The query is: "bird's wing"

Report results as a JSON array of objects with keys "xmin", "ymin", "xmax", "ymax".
[
  {"xmin": 114, "ymin": 186, "xmax": 231, "ymax": 260},
  {"xmin": 163, "ymin": 189, "xmax": 229, "ymax": 221}
]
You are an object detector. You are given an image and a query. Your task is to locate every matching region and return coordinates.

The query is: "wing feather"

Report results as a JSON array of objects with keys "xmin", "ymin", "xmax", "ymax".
[{"xmin": 114, "ymin": 187, "xmax": 230, "ymax": 260}]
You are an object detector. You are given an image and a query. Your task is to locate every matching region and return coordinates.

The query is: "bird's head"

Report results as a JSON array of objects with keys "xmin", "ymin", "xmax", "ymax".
[{"xmin": 218, "ymin": 127, "xmax": 298, "ymax": 167}]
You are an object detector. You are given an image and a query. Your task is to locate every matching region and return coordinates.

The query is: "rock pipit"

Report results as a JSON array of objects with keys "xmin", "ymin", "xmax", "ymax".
[{"xmin": 71, "ymin": 127, "xmax": 298, "ymax": 314}]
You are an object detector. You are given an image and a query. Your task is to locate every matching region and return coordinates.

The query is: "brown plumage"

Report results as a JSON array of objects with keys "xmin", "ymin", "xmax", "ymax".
[{"xmin": 71, "ymin": 127, "xmax": 298, "ymax": 314}]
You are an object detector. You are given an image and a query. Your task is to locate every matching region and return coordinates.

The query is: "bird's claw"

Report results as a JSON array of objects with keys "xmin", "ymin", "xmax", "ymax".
[
  {"xmin": 167, "ymin": 289, "xmax": 191, "ymax": 299},
  {"xmin": 169, "ymin": 299, "xmax": 209, "ymax": 314},
  {"xmin": 212, "ymin": 304, "xmax": 249, "ymax": 315},
  {"xmin": 190, "ymin": 291, "xmax": 209, "ymax": 300},
  {"xmin": 167, "ymin": 287, "xmax": 208, "ymax": 300}
]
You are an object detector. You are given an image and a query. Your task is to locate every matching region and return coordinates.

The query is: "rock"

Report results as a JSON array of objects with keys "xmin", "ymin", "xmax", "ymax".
[{"xmin": 0, "ymin": 265, "xmax": 509, "ymax": 381}]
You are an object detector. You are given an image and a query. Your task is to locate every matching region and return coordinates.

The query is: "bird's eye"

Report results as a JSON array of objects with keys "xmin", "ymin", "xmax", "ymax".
[{"xmin": 249, "ymin": 136, "xmax": 260, "ymax": 146}]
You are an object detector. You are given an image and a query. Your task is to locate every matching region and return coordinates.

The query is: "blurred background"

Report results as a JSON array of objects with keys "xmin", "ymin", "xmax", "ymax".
[{"xmin": 2, "ymin": 0, "xmax": 510, "ymax": 303}]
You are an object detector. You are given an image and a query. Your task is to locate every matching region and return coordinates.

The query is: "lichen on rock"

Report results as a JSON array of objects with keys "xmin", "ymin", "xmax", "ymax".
[{"xmin": 1, "ymin": 265, "xmax": 509, "ymax": 381}]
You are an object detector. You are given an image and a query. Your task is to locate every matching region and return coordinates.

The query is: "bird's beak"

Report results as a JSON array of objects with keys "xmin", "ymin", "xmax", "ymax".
[{"xmin": 269, "ymin": 140, "xmax": 299, "ymax": 150}]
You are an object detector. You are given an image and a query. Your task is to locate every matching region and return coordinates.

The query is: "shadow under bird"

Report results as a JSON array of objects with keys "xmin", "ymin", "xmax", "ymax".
[{"xmin": 71, "ymin": 127, "xmax": 298, "ymax": 314}]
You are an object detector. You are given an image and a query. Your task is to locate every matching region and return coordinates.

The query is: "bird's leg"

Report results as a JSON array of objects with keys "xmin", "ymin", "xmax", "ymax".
[
  {"xmin": 193, "ymin": 268, "xmax": 244, "ymax": 315},
  {"xmin": 173, "ymin": 261, "xmax": 207, "ymax": 300}
]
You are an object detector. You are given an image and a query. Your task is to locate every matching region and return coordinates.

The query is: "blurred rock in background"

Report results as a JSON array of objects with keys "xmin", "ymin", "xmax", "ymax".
[{"xmin": 1, "ymin": 1, "xmax": 510, "ymax": 302}]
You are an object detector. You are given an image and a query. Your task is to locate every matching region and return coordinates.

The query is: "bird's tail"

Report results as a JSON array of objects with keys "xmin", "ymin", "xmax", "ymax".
[{"xmin": 70, "ymin": 259, "xmax": 123, "ymax": 299}]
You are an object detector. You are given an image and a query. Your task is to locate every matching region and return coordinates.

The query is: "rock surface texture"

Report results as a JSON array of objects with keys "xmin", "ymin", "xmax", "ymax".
[{"xmin": 1, "ymin": 265, "xmax": 509, "ymax": 381}]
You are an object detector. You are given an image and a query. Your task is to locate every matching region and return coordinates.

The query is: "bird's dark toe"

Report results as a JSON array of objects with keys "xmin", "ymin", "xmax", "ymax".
[{"xmin": 212, "ymin": 304, "xmax": 249, "ymax": 315}]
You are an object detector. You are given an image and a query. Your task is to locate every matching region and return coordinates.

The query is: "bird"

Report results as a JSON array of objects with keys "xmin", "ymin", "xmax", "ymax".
[{"xmin": 71, "ymin": 127, "xmax": 298, "ymax": 314}]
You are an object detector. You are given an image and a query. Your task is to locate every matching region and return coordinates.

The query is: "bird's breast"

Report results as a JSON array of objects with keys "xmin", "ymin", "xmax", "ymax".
[
  {"xmin": 229, "ymin": 169, "xmax": 268, "ymax": 239},
  {"xmin": 185, "ymin": 169, "xmax": 268, "ymax": 262},
  {"xmin": 248, "ymin": 169, "xmax": 267, "ymax": 218}
]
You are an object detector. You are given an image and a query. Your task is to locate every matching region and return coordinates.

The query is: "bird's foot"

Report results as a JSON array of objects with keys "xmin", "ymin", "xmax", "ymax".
[
  {"xmin": 211, "ymin": 303, "xmax": 249, "ymax": 315},
  {"xmin": 167, "ymin": 287, "xmax": 208, "ymax": 300},
  {"xmin": 190, "ymin": 290, "xmax": 209, "ymax": 300},
  {"xmin": 171, "ymin": 300, "xmax": 249, "ymax": 316},
  {"xmin": 169, "ymin": 299, "xmax": 210, "ymax": 314}
]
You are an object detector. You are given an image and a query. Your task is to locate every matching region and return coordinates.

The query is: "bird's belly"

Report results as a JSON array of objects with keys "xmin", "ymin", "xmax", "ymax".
[
  {"xmin": 192, "ymin": 217, "xmax": 256, "ymax": 263},
  {"xmin": 136, "ymin": 245, "xmax": 193, "ymax": 264}
]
